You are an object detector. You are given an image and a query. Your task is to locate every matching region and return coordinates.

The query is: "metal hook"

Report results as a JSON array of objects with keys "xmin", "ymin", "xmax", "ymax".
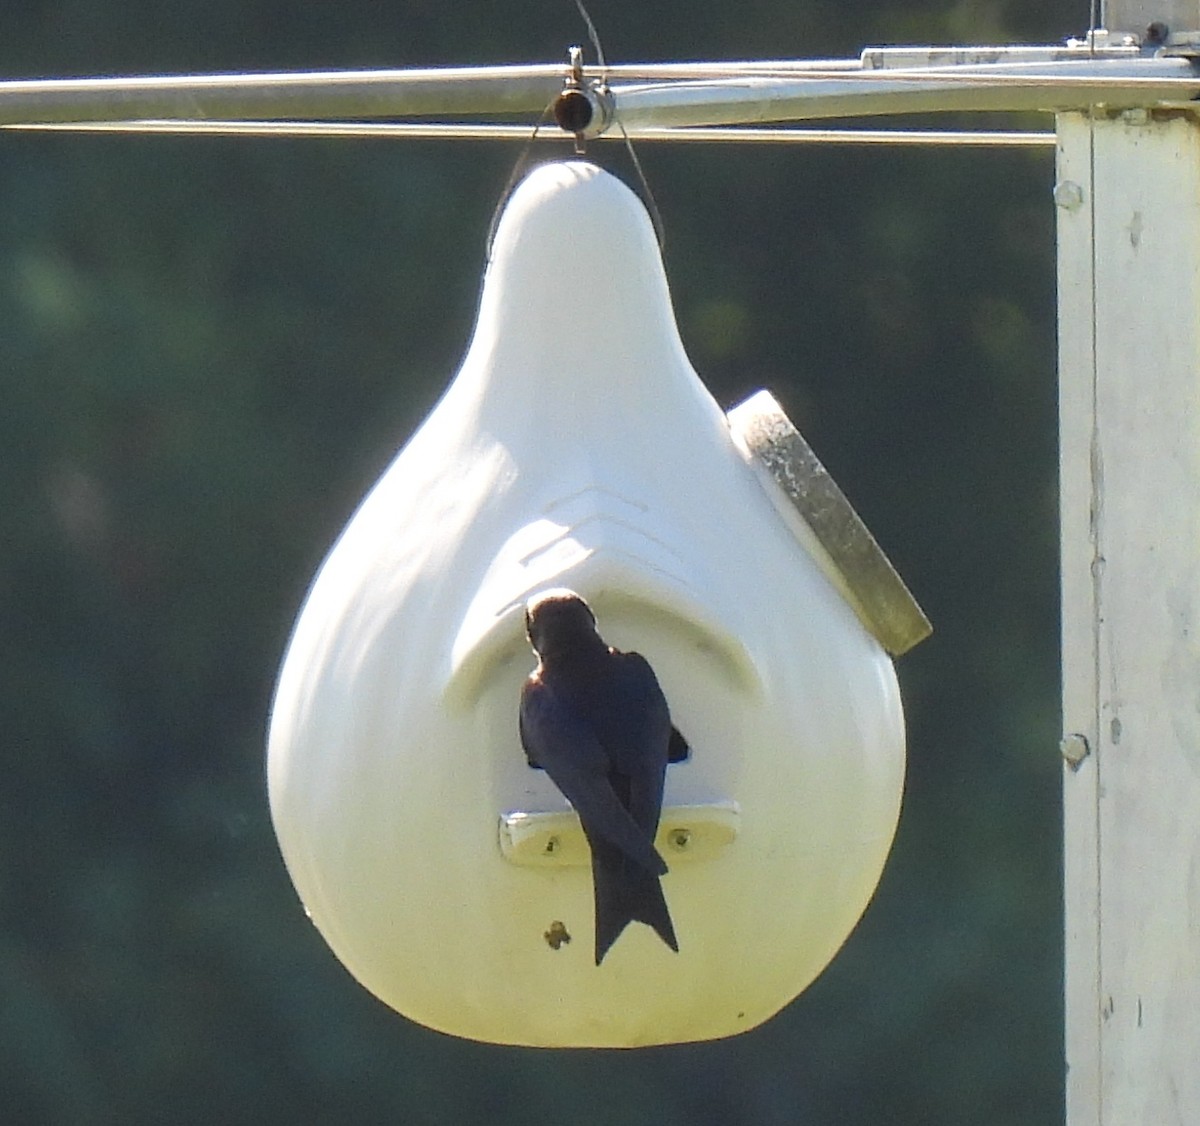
[{"xmin": 554, "ymin": 45, "xmax": 595, "ymax": 154}]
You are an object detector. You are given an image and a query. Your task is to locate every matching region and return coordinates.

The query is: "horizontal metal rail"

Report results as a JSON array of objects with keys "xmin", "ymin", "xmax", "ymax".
[
  {"xmin": 0, "ymin": 48, "xmax": 1194, "ymax": 136},
  {"xmin": 0, "ymin": 65, "xmax": 570, "ymax": 125},
  {"xmin": 3, "ymin": 119, "xmax": 1057, "ymax": 147},
  {"xmin": 606, "ymin": 59, "xmax": 1200, "ymax": 130}
]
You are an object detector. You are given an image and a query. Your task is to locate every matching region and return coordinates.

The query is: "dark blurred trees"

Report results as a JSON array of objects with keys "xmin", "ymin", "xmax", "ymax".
[{"xmin": 1, "ymin": 1, "xmax": 1078, "ymax": 1122}]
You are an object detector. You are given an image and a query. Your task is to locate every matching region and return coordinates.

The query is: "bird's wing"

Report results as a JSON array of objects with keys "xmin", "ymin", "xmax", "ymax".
[
  {"xmin": 520, "ymin": 677, "xmax": 667, "ymax": 877},
  {"xmin": 609, "ymin": 652, "xmax": 672, "ymax": 837},
  {"xmin": 668, "ymin": 725, "xmax": 690, "ymax": 763}
]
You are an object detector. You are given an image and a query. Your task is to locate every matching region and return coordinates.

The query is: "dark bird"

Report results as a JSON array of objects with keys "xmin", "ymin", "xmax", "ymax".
[{"xmin": 519, "ymin": 589, "xmax": 684, "ymax": 964}]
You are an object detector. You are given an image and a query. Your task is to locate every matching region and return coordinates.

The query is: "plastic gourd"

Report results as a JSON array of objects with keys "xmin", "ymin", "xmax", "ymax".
[{"xmin": 267, "ymin": 160, "xmax": 912, "ymax": 1048}]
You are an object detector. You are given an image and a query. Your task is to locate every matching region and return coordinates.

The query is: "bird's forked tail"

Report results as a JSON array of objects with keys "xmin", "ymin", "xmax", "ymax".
[{"xmin": 591, "ymin": 841, "xmax": 678, "ymax": 965}]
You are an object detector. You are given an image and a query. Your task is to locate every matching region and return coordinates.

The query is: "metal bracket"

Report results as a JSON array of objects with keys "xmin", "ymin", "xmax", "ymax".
[
  {"xmin": 552, "ymin": 45, "xmax": 613, "ymax": 149},
  {"xmin": 499, "ymin": 801, "xmax": 740, "ymax": 866},
  {"xmin": 727, "ymin": 390, "xmax": 932, "ymax": 656}
]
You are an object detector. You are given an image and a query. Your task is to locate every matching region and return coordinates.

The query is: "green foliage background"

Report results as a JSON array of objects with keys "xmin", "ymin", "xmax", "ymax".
[{"xmin": 2, "ymin": 1, "xmax": 1075, "ymax": 1122}]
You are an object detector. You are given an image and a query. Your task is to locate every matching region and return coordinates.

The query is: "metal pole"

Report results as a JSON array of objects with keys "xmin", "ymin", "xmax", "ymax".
[
  {"xmin": 0, "ymin": 119, "xmax": 1058, "ymax": 146},
  {"xmin": 0, "ymin": 65, "xmax": 565, "ymax": 124},
  {"xmin": 0, "ymin": 55, "xmax": 1197, "ymax": 128},
  {"xmin": 1058, "ymin": 107, "xmax": 1200, "ymax": 1125},
  {"xmin": 606, "ymin": 59, "xmax": 1200, "ymax": 130}
]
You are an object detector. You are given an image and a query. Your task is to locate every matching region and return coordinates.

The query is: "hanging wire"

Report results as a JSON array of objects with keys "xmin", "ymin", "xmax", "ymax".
[
  {"xmin": 484, "ymin": 99, "xmax": 562, "ymax": 259},
  {"xmin": 482, "ymin": 0, "xmax": 613, "ymax": 255},
  {"xmin": 565, "ymin": 0, "xmax": 667, "ymax": 248},
  {"xmin": 574, "ymin": 0, "xmax": 607, "ymax": 70}
]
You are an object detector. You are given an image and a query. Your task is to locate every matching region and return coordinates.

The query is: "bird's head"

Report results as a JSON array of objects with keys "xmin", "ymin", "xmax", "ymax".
[{"xmin": 525, "ymin": 589, "xmax": 602, "ymax": 659}]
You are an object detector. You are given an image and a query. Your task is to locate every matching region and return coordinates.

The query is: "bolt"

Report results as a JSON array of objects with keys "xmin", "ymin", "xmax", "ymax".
[
  {"xmin": 553, "ymin": 89, "xmax": 594, "ymax": 135},
  {"xmin": 669, "ymin": 828, "xmax": 692, "ymax": 851},
  {"xmin": 1145, "ymin": 21, "xmax": 1169, "ymax": 46},
  {"xmin": 1061, "ymin": 733, "xmax": 1091, "ymax": 771},
  {"xmin": 544, "ymin": 835, "xmax": 560, "ymax": 855},
  {"xmin": 543, "ymin": 920, "xmax": 571, "ymax": 949},
  {"xmin": 1054, "ymin": 181, "xmax": 1084, "ymax": 211}
]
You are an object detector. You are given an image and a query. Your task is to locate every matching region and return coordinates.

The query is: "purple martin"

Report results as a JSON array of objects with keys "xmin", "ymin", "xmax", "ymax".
[{"xmin": 519, "ymin": 590, "xmax": 682, "ymax": 965}]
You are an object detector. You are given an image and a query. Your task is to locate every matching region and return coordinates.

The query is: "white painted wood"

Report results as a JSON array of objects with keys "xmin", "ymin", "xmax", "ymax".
[
  {"xmin": 1056, "ymin": 111, "xmax": 1102, "ymax": 1125},
  {"xmin": 1058, "ymin": 110, "xmax": 1200, "ymax": 1125},
  {"xmin": 1104, "ymin": 1, "xmax": 1200, "ymax": 34}
]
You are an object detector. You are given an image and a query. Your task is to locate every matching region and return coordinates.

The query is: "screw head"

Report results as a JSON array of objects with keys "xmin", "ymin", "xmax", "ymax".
[
  {"xmin": 1060, "ymin": 733, "xmax": 1091, "ymax": 770},
  {"xmin": 1054, "ymin": 181, "xmax": 1085, "ymax": 211}
]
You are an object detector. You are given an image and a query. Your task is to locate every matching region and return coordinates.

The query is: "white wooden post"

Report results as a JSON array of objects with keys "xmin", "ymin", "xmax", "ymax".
[
  {"xmin": 1104, "ymin": 0, "xmax": 1198, "ymax": 35},
  {"xmin": 1057, "ymin": 105, "xmax": 1200, "ymax": 1123}
]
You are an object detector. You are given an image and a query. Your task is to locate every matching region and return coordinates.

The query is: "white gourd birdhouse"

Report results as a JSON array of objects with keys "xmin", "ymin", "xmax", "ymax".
[{"xmin": 267, "ymin": 160, "xmax": 924, "ymax": 1048}]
